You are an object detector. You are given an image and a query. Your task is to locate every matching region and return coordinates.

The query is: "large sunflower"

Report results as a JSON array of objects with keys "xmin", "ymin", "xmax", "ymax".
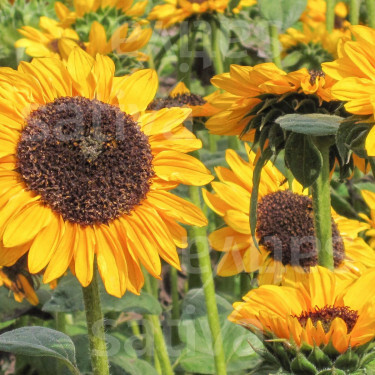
[
  {"xmin": 0, "ymin": 48, "xmax": 213, "ymax": 298},
  {"xmin": 148, "ymin": 0, "xmax": 256, "ymax": 28},
  {"xmin": 203, "ymin": 146, "xmax": 375, "ymax": 284},
  {"xmin": 229, "ymin": 266, "xmax": 375, "ymax": 354},
  {"xmin": 323, "ymin": 25, "xmax": 375, "ymax": 157}
]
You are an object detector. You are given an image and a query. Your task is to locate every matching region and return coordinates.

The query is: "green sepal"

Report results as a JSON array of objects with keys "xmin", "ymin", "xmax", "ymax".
[
  {"xmin": 285, "ymin": 133, "xmax": 323, "ymax": 188},
  {"xmin": 308, "ymin": 346, "xmax": 333, "ymax": 370},
  {"xmin": 290, "ymin": 352, "xmax": 318, "ymax": 375},
  {"xmin": 322, "ymin": 341, "xmax": 341, "ymax": 360},
  {"xmin": 316, "ymin": 368, "xmax": 346, "ymax": 375},
  {"xmin": 228, "ymin": 0, "xmax": 241, "ymax": 11},
  {"xmin": 334, "ymin": 347, "xmax": 360, "ymax": 371},
  {"xmin": 276, "ymin": 113, "xmax": 343, "ymax": 136}
]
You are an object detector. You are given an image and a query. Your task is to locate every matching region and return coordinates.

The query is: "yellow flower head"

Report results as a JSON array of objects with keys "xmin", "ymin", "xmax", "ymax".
[
  {"xmin": 203, "ymin": 146, "xmax": 375, "ymax": 284},
  {"xmin": 229, "ymin": 266, "xmax": 375, "ymax": 353},
  {"xmin": 206, "ymin": 63, "xmax": 337, "ymax": 139},
  {"xmin": 323, "ymin": 25, "xmax": 375, "ymax": 156},
  {"xmin": 148, "ymin": 0, "xmax": 256, "ymax": 28},
  {"xmin": 0, "ymin": 48, "xmax": 213, "ymax": 298}
]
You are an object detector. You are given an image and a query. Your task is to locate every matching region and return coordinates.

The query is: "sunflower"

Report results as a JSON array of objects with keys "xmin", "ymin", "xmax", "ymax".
[
  {"xmin": 54, "ymin": 0, "xmax": 148, "ymax": 28},
  {"xmin": 323, "ymin": 25, "xmax": 375, "ymax": 157},
  {"xmin": 15, "ymin": 17, "xmax": 83, "ymax": 59},
  {"xmin": 205, "ymin": 63, "xmax": 339, "ymax": 141},
  {"xmin": 147, "ymin": 82, "xmax": 220, "ymax": 117},
  {"xmin": 148, "ymin": 0, "xmax": 256, "ymax": 28},
  {"xmin": 0, "ymin": 256, "xmax": 38, "ymax": 305},
  {"xmin": 203, "ymin": 146, "xmax": 375, "ymax": 284},
  {"xmin": 15, "ymin": 16, "xmax": 152, "ymax": 61},
  {"xmin": 229, "ymin": 266, "xmax": 375, "ymax": 355},
  {"xmin": 0, "ymin": 48, "xmax": 213, "ymax": 298}
]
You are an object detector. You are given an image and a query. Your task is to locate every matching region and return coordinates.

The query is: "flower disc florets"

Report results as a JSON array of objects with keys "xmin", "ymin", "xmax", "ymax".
[
  {"xmin": 256, "ymin": 190, "xmax": 345, "ymax": 269},
  {"xmin": 17, "ymin": 96, "xmax": 154, "ymax": 226}
]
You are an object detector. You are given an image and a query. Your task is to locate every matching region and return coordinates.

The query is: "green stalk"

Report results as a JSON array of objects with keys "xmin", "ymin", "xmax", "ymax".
[
  {"xmin": 367, "ymin": 0, "xmax": 375, "ymax": 28},
  {"xmin": 349, "ymin": 0, "xmax": 360, "ymax": 25},
  {"xmin": 269, "ymin": 24, "xmax": 281, "ymax": 68},
  {"xmin": 170, "ymin": 267, "xmax": 180, "ymax": 346},
  {"xmin": 326, "ymin": 0, "xmax": 335, "ymax": 33},
  {"xmin": 144, "ymin": 273, "xmax": 174, "ymax": 375},
  {"xmin": 210, "ymin": 18, "xmax": 224, "ymax": 75},
  {"xmin": 311, "ymin": 139, "xmax": 334, "ymax": 270},
  {"xmin": 82, "ymin": 265, "xmax": 110, "ymax": 375},
  {"xmin": 228, "ymin": 136, "xmax": 240, "ymax": 150},
  {"xmin": 178, "ymin": 21, "xmax": 196, "ymax": 89},
  {"xmin": 189, "ymin": 179, "xmax": 227, "ymax": 375}
]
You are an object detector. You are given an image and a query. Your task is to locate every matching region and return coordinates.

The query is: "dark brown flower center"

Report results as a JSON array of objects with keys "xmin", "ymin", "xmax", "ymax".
[
  {"xmin": 296, "ymin": 305, "xmax": 359, "ymax": 333},
  {"xmin": 309, "ymin": 70, "xmax": 325, "ymax": 85},
  {"xmin": 147, "ymin": 93, "xmax": 206, "ymax": 111},
  {"xmin": 17, "ymin": 96, "xmax": 154, "ymax": 226},
  {"xmin": 256, "ymin": 190, "xmax": 345, "ymax": 269}
]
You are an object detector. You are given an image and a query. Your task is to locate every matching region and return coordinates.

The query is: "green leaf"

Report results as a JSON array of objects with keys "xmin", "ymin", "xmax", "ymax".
[
  {"xmin": 0, "ymin": 327, "xmax": 79, "ymax": 375},
  {"xmin": 111, "ymin": 357, "xmax": 159, "ymax": 375},
  {"xmin": 43, "ymin": 272, "xmax": 161, "ymax": 315},
  {"xmin": 334, "ymin": 349, "xmax": 360, "ymax": 371},
  {"xmin": 178, "ymin": 289, "xmax": 262, "ymax": 374},
  {"xmin": 285, "ymin": 133, "xmax": 322, "ymax": 188},
  {"xmin": 228, "ymin": 0, "xmax": 241, "ymax": 11},
  {"xmin": 277, "ymin": 113, "xmax": 343, "ymax": 136},
  {"xmin": 250, "ymin": 148, "xmax": 273, "ymax": 249},
  {"xmin": 308, "ymin": 346, "xmax": 332, "ymax": 370},
  {"xmin": 257, "ymin": 0, "xmax": 307, "ymax": 30}
]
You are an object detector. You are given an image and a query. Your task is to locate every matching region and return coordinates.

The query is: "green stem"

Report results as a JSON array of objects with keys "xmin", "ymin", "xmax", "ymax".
[
  {"xmin": 269, "ymin": 24, "xmax": 281, "ymax": 68},
  {"xmin": 209, "ymin": 134, "xmax": 218, "ymax": 152},
  {"xmin": 82, "ymin": 265, "xmax": 110, "ymax": 375},
  {"xmin": 228, "ymin": 136, "xmax": 240, "ymax": 150},
  {"xmin": 311, "ymin": 139, "xmax": 334, "ymax": 270},
  {"xmin": 349, "ymin": 0, "xmax": 360, "ymax": 25},
  {"xmin": 240, "ymin": 273, "xmax": 251, "ymax": 297},
  {"xmin": 326, "ymin": 0, "xmax": 335, "ymax": 33},
  {"xmin": 188, "ymin": 178, "xmax": 227, "ymax": 375},
  {"xmin": 178, "ymin": 21, "xmax": 196, "ymax": 89},
  {"xmin": 170, "ymin": 267, "xmax": 180, "ymax": 346},
  {"xmin": 144, "ymin": 273, "xmax": 174, "ymax": 375},
  {"xmin": 367, "ymin": 0, "xmax": 375, "ymax": 28},
  {"xmin": 369, "ymin": 157, "xmax": 375, "ymax": 179},
  {"xmin": 210, "ymin": 18, "xmax": 224, "ymax": 75}
]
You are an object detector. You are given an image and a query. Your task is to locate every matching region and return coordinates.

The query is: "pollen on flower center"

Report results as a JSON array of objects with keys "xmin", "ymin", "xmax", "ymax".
[
  {"xmin": 17, "ymin": 96, "xmax": 154, "ymax": 226},
  {"xmin": 147, "ymin": 93, "xmax": 206, "ymax": 111},
  {"xmin": 256, "ymin": 190, "xmax": 345, "ymax": 269},
  {"xmin": 309, "ymin": 70, "xmax": 325, "ymax": 85},
  {"xmin": 296, "ymin": 305, "xmax": 359, "ymax": 333}
]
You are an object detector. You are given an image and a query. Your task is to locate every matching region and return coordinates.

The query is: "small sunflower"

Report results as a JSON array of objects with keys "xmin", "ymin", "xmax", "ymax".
[
  {"xmin": 323, "ymin": 25, "xmax": 375, "ymax": 157},
  {"xmin": 229, "ymin": 266, "xmax": 375, "ymax": 355},
  {"xmin": 148, "ymin": 0, "xmax": 256, "ymax": 28},
  {"xmin": 54, "ymin": 0, "xmax": 148, "ymax": 27},
  {"xmin": 203, "ymin": 146, "xmax": 375, "ymax": 284},
  {"xmin": 0, "ymin": 257, "xmax": 38, "ymax": 305},
  {"xmin": 15, "ymin": 17, "xmax": 152, "ymax": 61},
  {"xmin": 0, "ymin": 48, "xmax": 213, "ymax": 298},
  {"xmin": 147, "ymin": 82, "xmax": 220, "ymax": 117},
  {"xmin": 15, "ymin": 17, "xmax": 83, "ymax": 59}
]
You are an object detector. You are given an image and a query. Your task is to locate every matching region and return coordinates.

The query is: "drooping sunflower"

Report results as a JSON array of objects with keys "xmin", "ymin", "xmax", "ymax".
[
  {"xmin": 0, "ymin": 48, "xmax": 213, "ymax": 298},
  {"xmin": 323, "ymin": 25, "xmax": 375, "ymax": 157},
  {"xmin": 229, "ymin": 266, "xmax": 375, "ymax": 362},
  {"xmin": 148, "ymin": 0, "xmax": 256, "ymax": 28},
  {"xmin": 206, "ymin": 63, "xmax": 340, "ymax": 144},
  {"xmin": 0, "ymin": 256, "xmax": 38, "ymax": 305},
  {"xmin": 147, "ymin": 82, "xmax": 220, "ymax": 117},
  {"xmin": 203, "ymin": 146, "xmax": 375, "ymax": 284}
]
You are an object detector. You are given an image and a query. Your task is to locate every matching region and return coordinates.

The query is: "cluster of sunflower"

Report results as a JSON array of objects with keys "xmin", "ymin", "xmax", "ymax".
[{"xmin": 2, "ymin": 0, "xmax": 375, "ymax": 374}]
